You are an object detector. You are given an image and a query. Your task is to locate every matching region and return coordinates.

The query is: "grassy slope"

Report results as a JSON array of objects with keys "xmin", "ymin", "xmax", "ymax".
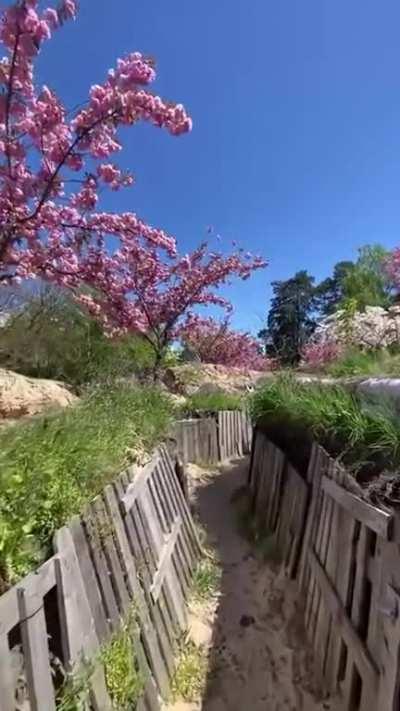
[
  {"xmin": 185, "ymin": 391, "xmax": 244, "ymax": 413},
  {"xmin": 0, "ymin": 386, "xmax": 174, "ymax": 586},
  {"xmin": 250, "ymin": 375, "xmax": 400, "ymax": 478}
]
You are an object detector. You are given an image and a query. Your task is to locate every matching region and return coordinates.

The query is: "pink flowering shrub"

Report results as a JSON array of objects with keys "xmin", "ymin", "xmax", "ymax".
[
  {"xmin": 0, "ymin": 0, "xmax": 191, "ymax": 286},
  {"xmin": 179, "ymin": 315, "xmax": 272, "ymax": 371},
  {"xmin": 301, "ymin": 339, "xmax": 343, "ymax": 369}
]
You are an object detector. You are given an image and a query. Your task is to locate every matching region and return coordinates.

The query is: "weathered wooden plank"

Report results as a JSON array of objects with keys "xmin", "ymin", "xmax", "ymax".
[
  {"xmin": 122, "ymin": 457, "xmax": 158, "ymax": 513},
  {"xmin": 18, "ymin": 587, "xmax": 55, "ymax": 711},
  {"xmin": 151, "ymin": 518, "xmax": 182, "ymax": 602},
  {"xmin": 0, "ymin": 633, "xmax": 15, "ymax": 711},
  {"xmin": 298, "ymin": 444, "xmax": 324, "ymax": 591},
  {"xmin": 105, "ymin": 482, "xmax": 170, "ymax": 698},
  {"xmin": 152, "ymin": 463, "xmax": 191, "ymax": 594},
  {"xmin": 54, "ymin": 528, "xmax": 112, "ymax": 710},
  {"xmin": 68, "ymin": 516, "xmax": 109, "ymax": 642},
  {"xmin": 308, "ymin": 548, "xmax": 379, "ymax": 695},
  {"xmin": 139, "ymin": 489, "xmax": 186, "ymax": 631},
  {"xmin": 128, "ymin": 497, "xmax": 176, "ymax": 668},
  {"xmin": 0, "ymin": 587, "xmax": 18, "ymax": 636},
  {"xmin": 91, "ymin": 497, "xmax": 131, "ymax": 616},
  {"xmin": 268, "ymin": 444, "xmax": 286, "ymax": 532},
  {"xmin": 321, "ymin": 475, "xmax": 393, "ymax": 540},
  {"xmin": 159, "ymin": 447, "xmax": 201, "ymax": 558},
  {"xmin": 83, "ymin": 508, "xmax": 120, "ymax": 631}
]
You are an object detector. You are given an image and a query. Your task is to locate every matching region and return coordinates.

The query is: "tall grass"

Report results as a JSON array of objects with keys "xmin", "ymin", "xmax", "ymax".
[
  {"xmin": 250, "ymin": 376, "xmax": 400, "ymax": 475},
  {"xmin": 326, "ymin": 347, "xmax": 400, "ymax": 378},
  {"xmin": 0, "ymin": 386, "xmax": 173, "ymax": 586}
]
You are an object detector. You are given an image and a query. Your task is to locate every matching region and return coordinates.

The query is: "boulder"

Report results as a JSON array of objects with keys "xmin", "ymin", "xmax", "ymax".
[{"xmin": 0, "ymin": 369, "xmax": 78, "ymax": 421}]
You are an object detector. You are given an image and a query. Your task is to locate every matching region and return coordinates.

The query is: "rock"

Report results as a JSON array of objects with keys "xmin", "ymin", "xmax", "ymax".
[{"xmin": 0, "ymin": 369, "xmax": 78, "ymax": 421}]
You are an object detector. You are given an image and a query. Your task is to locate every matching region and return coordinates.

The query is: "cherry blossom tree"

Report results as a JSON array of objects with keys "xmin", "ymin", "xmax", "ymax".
[
  {"xmin": 300, "ymin": 338, "xmax": 342, "ymax": 369},
  {"xmin": 78, "ymin": 242, "xmax": 267, "ymax": 372},
  {"xmin": 0, "ymin": 0, "xmax": 192, "ymax": 286},
  {"xmin": 179, "ymin": 314, "xmax": 272, "ymax": 371}
]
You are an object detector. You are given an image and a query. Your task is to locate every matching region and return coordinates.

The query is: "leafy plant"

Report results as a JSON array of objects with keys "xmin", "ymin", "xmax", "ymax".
[
  {"xmin": 192, "ymin": 556, "xmax": 221, "ymax": 603},
  {"xmin": 170, "ymin": 638, "xmax": 207, "ymax": 702},
  {"xmin": 101, "ymin": 610, "xmax": 144, "ymax": 710},
  {"xmin": 0, "ymin": 386, "xmax": 173, "ymax": 586}
]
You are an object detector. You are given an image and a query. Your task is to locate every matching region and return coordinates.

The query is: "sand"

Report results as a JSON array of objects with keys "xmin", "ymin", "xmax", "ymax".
[{"xmin": 167, "ymin": 459, "xmax": 335, "ymax": 711}]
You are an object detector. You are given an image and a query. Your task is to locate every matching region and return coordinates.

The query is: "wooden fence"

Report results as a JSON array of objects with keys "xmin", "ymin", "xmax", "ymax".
[
  {"xmin": 0, "ymin": 446, "xmax": 200, "ymax": 711},
  {"xmin": 249, "ymin": 428, "xmax": 400, "ymax": 711},
  {"xmin": 174, "ymin": 409, "xmax": 252, "ymax": 465}
]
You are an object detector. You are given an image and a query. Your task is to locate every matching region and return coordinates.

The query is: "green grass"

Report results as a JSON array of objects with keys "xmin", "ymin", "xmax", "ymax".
[
  {"xmin": 0, "ymin": 385, "xmax": 173, "ymax": 586},
  {"xmin": 250, "ymin": 375, "xmax": 400, "ymax": 476},
  {"xmin": 186, "ymin": 390, "xmax": 244, "ymax": 413},
  {"xmin": 326, "ymin": 347, "xmax": 400, "ymax": 378},
  {"xmin": 56, "ymin": 607, "xmax": 143, "ymax": 710},
  {"xmin": 170, "ymin": 638, "xmax": 208, "ymax": 702},
  {"xmin": 192, "ymin": 555, "xmax": 221, "ymax": 603},
  {"xmin": 100, "ymin": 610, "xmax": 144, "ymax": 710}
]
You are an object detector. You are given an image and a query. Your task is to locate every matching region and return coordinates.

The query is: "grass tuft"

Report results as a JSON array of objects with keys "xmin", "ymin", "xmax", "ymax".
[
  {"xmin": 192, "ymin": 555, "xmax": 221, "ymax": 603},
  {"xmin": 170, "ymin": 638, "xmax": 208, "ymax": 702},
  {"xmin": 0, "ymin": 385, "xmax": 173, "ymax": 586}
]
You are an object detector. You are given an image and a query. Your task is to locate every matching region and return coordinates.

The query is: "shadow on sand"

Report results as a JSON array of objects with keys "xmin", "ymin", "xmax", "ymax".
[{"xmin": 192, "ymin": 458, "xmax": 330, "ymax": 711}]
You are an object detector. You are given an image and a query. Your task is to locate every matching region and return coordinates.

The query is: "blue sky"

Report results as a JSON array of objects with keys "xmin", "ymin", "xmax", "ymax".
[{"xmin": 38, "ymin": 0, "xmax": 400, "ymax": 334}]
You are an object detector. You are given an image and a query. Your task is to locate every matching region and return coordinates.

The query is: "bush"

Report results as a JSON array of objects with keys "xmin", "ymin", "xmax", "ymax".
[
  {"xmin": 326, "ymin": 347, "xmax": 400, "ymax": 378},
  {"xmin": 0, "ymin": 385, "xmax": 173, "ymax": 586},
  {"xmin": 250, "ymin": 375, "xmax": 400, "ymax": 478}
]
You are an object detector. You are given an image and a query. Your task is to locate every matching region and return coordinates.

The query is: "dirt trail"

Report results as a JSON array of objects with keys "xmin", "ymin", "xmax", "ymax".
[{"xmin": 168, "ymin": 458, "xmax": 334, "ymax": 711}]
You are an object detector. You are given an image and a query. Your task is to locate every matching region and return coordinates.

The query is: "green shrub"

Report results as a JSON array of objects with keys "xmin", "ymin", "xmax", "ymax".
[
  {"xmin": 0, "ymin": 386, "xmax": 173, "ymax": 586},
  {"xmin": 186, "ymin": 391, "xmax": 244, "ymax": 413}
]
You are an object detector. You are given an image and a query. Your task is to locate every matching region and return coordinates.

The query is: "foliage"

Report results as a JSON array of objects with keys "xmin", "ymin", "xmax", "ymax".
[
  {"xmin": 326, "ymin": 347, "xmax": 400, "ymax": 377},
  {"xmin": 261, "ymin": 270, "xmax": 317, "ymax": 365},
  {"xmin": 191, "ymin": 556, "xmax": 221, "ymax": 602},
  {"xmin": 340, "ymin": 245, "xmax": 393, "ymax": 311},
  {"xmin": 57, "ymin": 608, "xmax": 143, "ymax": 711},
  {"xmin": 250, "ymin": 376, "xmax": 400, "ymax": 475},
  {"xmin": 0, "ymin": 285, "xmax": 156, "ymax": 387},
  {"xmin": 56, "ymin": 658, "xmax": 93, "ymax": 711},
  {"xmin": 0, "ymin": 385, "xmax": 173, "ymax": 585},
  {"xmin": 0, "ymin": 0, "xmax": 191, "ymax": 290},
  {"xmin": 179, "ymin": 315, "xmax": 270, "ymax": 371},
  {"xmin": 100, "ymin": 610, "xmax": 144, "ymax": 710},
  {"xmin": 170, "ymin": 638, "xmax": 207, "ymax": 702},
  {"xmin": 186, "ymin": 391, "xmax": 244, "ymax": 413},
  {"xmin": 314, "ymin": 261, "xmax": 354, "ymax": 316}
]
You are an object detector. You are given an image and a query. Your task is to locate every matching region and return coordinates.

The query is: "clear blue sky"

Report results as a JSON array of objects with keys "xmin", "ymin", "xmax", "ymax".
[{"xmin": 38, "ymin": 0, "xmax": 400, "ymax": 334}]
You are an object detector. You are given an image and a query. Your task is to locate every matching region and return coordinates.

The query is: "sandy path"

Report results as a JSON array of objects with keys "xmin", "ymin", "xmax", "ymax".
[{"xmin": 168, "ymin": 458, "xmax": 333, "ymax": 711}]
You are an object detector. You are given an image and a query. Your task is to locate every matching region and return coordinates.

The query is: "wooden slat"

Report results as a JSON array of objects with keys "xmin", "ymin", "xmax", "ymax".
[
  {"xmin": 321, "ymin": 475, "xmax": 393, "ymax": 540},
  {"xmin": 104, "ymin": 482, "xmax": 169, "ymax": 698},
  {"xmin": 308, "ymin": 548, "xmax": 379, "ymax": 694},
  {"xmin": 139, "ymin": 489, "xmax": 186, "ymax": 631},
  {"xmin": 83, "ymin": 508, "xmax": 120, "ymax": 631},
  {"xmin": 90, "ymin": 497, "xmax": 131, "ymax": 615},
  {"xmin": 18, "ymin": 587, "xmax": 55, "ymax": 711},
  {"xmin": 0, "ymin": 587, "xmax": 18, "ymax": 636},
  {"xmin": 159, "ymin": 447, "xmax": 201, "ymax": 558},
  {"xmin": 298, "ymin": 444, "xmax": 324, "ymax": 591},
  {"xmin": 0, "ymin": 633, "xmax": 15, "ymax": 711},
  {"xmin": 122, "ymin": 457, "xmax": 158, "ymax": 513},
  {"xmin": 127, "ymin": 493, "xmax": 176, "ymax": 669},
  {"xmin": 68, "ymin": 516, "xmax": 109, "ymax": 642},
  {"xmin": 54, "ymin": 528, "xmax": 112, "ymax": 710},
  {"xmin": 151, "ymin": 518, "xmax": 182, "ymax": 601}
]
